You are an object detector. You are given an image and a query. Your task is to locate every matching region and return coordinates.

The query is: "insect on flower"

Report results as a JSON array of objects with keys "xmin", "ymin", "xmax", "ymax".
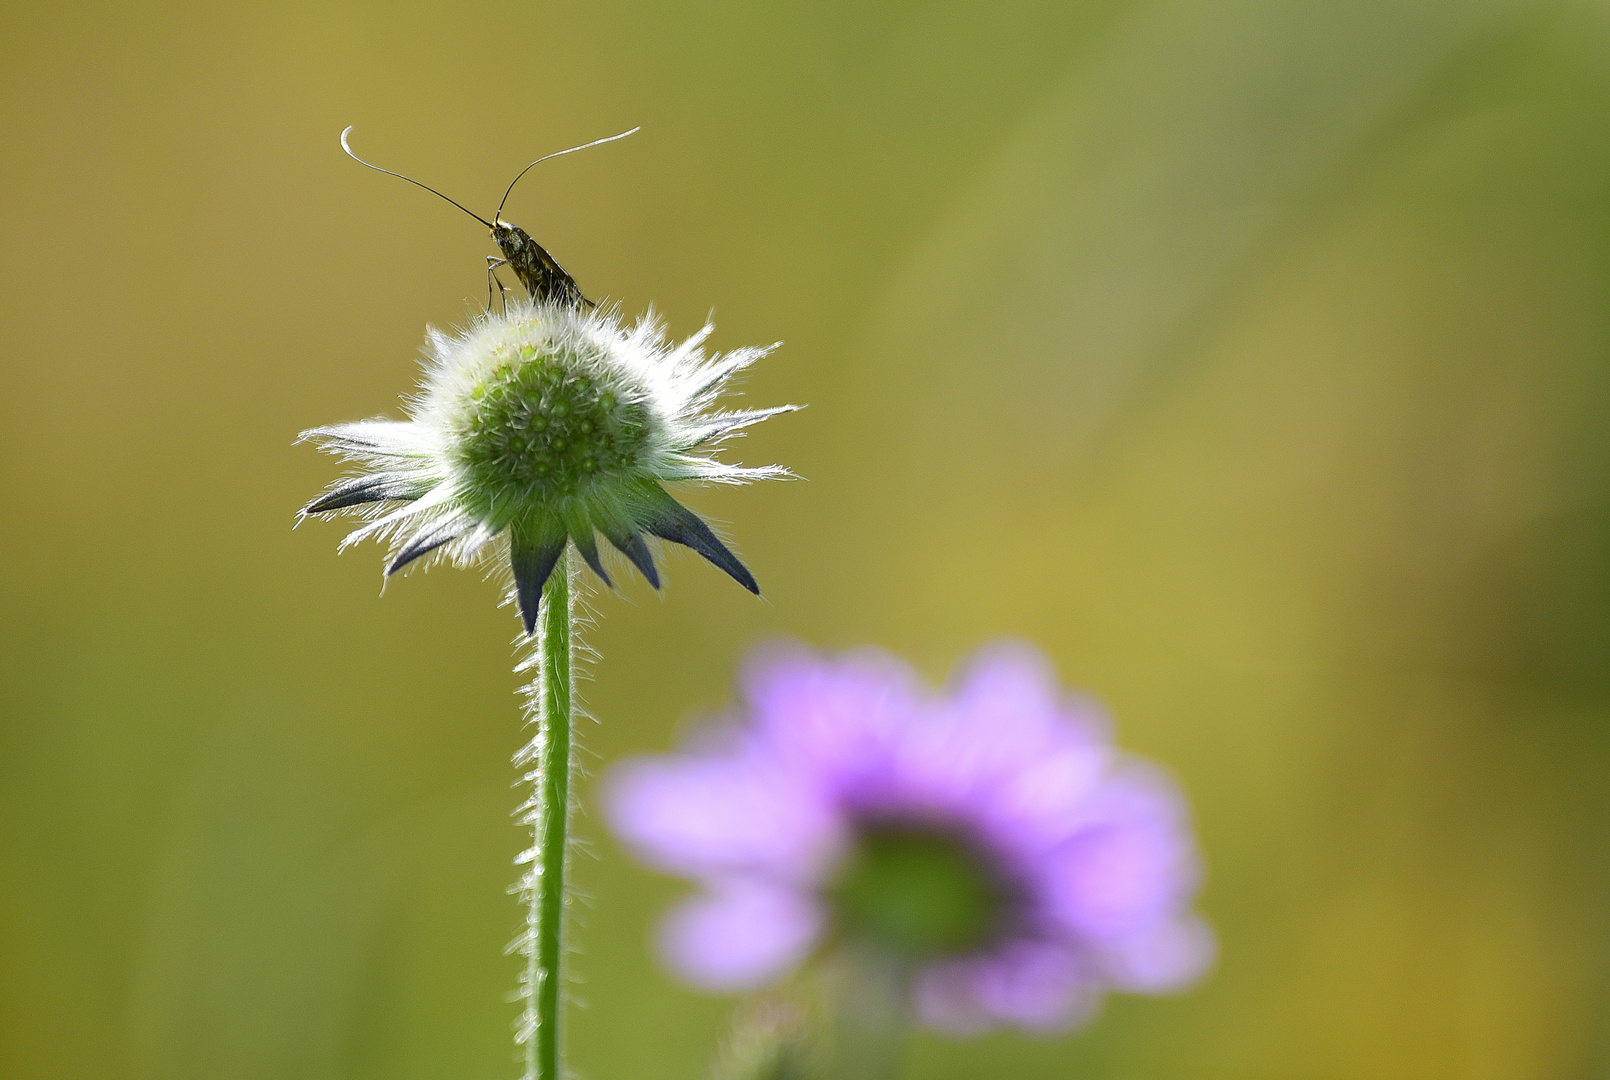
[{"xmin": 340, "ymin": 124, "xmax": 640, "ymax": 308}]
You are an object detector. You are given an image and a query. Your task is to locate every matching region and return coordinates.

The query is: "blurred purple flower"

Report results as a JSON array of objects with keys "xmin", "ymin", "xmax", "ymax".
[{"xmin": 604, "ymin": 642, "xmax": 1214, "ymax": 1034}]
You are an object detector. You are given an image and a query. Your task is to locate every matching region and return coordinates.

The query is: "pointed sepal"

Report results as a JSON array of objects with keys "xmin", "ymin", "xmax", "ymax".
[
  {"xmin": 569, "ymin": 526, "xmax": 613, "ymax": 589},
  {"xmin": 640, "ymin": 483, "xmax": 760, "ymax": 595},
  {"xmin": 511, "ymin": 529, "xmax": 567, "ymax": 636},
  {"xmin": 304, "ymin": 473, "xmax": 434, "ymax": 515},
  {"xmin": 601, "ymin": 526, "xmax": 660, "ymax": 589},
  {"xmin": 388, "ymin": 524, "xmax": 462, "ymax": 575}
]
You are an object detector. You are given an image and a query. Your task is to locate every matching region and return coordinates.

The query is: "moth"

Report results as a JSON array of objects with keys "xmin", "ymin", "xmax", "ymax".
[{"xmin": 340, "ymin": 125, "xmax": 638, "ymax": 308}]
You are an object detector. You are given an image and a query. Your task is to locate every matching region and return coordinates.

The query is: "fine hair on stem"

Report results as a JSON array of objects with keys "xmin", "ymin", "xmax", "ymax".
[{"xmin": 512, "ymin": 549, "xmax": 582, "ymax": 1080}]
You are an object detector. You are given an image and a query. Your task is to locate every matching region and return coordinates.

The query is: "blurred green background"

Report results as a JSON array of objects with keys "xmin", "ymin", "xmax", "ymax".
[{"xmin": 5, "ymin": 0, "xmax": 1610, "ymax": 1077}]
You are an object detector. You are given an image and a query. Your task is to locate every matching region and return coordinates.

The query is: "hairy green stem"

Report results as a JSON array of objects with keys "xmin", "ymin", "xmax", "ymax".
[{"xmin": 517, "ymin": 549, "xmax": 573, "ymax": 1080}]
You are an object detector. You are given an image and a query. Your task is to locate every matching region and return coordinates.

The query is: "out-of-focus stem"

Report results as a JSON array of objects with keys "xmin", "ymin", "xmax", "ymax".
[{"xmin": 826, "ymin": 949, "xmax": 907, "ymax": 1080}]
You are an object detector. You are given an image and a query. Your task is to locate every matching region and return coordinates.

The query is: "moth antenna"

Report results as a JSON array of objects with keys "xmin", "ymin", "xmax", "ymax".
[
  {"xmin": 341, "ymin": 126, "xmax": 495, "ymax": 229},
  {"xmin": 495, "ymin": 126, "xmax": 640, "ymax": 223}
]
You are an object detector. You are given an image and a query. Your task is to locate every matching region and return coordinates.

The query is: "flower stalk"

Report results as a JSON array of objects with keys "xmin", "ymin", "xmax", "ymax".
[
  {"xmin": 514, "ymin": 550, "xmax": 574, "ymax": 1080},
  {"xmin": 823, "ymin": 950, "xmax": 907, "ymax": 1080}
]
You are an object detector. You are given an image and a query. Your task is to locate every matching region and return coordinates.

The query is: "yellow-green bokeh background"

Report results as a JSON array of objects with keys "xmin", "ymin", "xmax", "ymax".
[{"xmin": 5, "ymin": 1, "xmax": 1610, "ymax": 1077}]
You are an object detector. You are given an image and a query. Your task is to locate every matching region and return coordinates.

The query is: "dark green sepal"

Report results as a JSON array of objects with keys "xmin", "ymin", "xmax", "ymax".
[
  {"xmin": 511, "ymin": 528, "xmax": 567, "ymax": 635},
  {"xmin": 304, "ymin": 473, "xmax": 433, "ymax": 515},
  {"xmin": 639, "ymin": 482, "xmax": 759, "ymax": 595},
  {"xmin": 388, "ymin": 524, "xmax": 461, "ymax": 575},
  {"xmin": 601, "ymin": 526, "xmax": 660, "ymax": 589},
  {"xmin": 569, "ymin": 526, "xmax": 613, "ymax": 589}
]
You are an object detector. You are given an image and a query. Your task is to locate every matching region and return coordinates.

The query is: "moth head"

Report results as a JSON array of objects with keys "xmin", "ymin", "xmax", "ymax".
[{"xmin": 492, "ymin": 221, "xmax": 525, "ymax": 257}]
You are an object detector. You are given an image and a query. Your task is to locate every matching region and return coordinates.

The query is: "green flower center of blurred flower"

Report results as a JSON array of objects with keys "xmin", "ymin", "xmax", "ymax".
[
  {"xmin": 831, "ymin": 824, "xmax": 1011, "ymax": 958},
  {"xmin": 453, "ymin": 341, "xmax": 653, "ymax": 512}
]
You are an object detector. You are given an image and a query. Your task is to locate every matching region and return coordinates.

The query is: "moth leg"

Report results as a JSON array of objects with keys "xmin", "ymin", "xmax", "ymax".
[{"xmin": 487, "ymin": 256, "xmax": 511, "ymax": 314}]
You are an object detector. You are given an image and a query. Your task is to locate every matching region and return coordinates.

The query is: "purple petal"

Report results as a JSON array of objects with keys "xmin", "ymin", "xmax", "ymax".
[
  {"xmin": 742, "ymin": 647, "xmax": 921, "ymax": 790},
  {"xmin": 1040, "ymin": 767, "xmax": 1199, "ymax": 940},
  {"xmin": 858, "ymin": 705, "xmax": 1096, "ymax": 828},
  {"xmin": 1101, "ymin": 914, "xmax": 1217, "ymax": 993},
  {"xmin": 978, "ymin": 744, "xmax": 1112, "ymax": 857},
  {"xmin": 605, "ymin": 755, "xmax": 844, "ymax": 883},
  {"xmin": 658, "ymin": 880, "xmax": 825, "ymax": 991},
  {"xmin": 912, "ymin": 941, "xmax": 1100, "ymax": 1034},
  {"xmin": 947, "ymin": 642, "xmax": 1107, "ymax": 745},
  {"xmin": 844, "ymin": 643, "xmax": 1107, "ymax": 830}
]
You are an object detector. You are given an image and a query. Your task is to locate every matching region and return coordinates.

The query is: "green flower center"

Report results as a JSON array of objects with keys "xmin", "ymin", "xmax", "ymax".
[
  {"xmin": 453, "ymin": 341, "xmax": 653, "ymax": 516},
  {"xmin": 830, "ymin": 823, "xmax": 1012, "ymax": 959}
]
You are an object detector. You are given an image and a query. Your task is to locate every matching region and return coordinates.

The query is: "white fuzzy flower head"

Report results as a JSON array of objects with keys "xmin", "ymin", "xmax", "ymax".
[{"xmin": 300, "ymin": 298, "xmax": 798, "ymax": 633}]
